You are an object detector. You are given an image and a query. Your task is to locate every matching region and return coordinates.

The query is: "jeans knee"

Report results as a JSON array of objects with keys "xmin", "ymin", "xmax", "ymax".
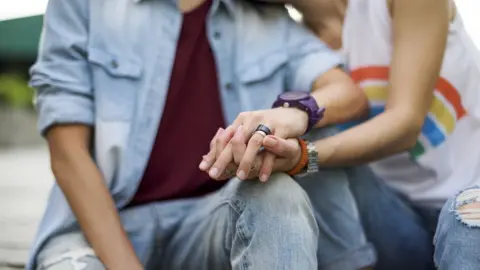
[
  {"xmin": 251, "ymin": 173, "xmax": 310, "ymax": 209},
  {"xmin": 232, "ymin": 173, "xmax": 319, "ymax": 241},
  {"xmin": 233, "ymin": 173, "xmax": 314, "ymax": 219},
  {"xmin": 37, "ymin": 248, "xmax": 103, "ymax": 270},
  {"xmin": 452, "ymin": 186, "xmax": 480, "ymax": 227}
]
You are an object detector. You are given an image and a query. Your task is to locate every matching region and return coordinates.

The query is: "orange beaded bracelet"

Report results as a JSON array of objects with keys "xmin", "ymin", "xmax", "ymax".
[{"xmin": 287, "ymin": 138, "xmax": 309, "ymax": 176}]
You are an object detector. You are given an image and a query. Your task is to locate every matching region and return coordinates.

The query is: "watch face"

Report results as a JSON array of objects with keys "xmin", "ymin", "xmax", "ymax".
[{"xmin": 280, "ymin": 91, "xmax": 310, "ymax": 101}]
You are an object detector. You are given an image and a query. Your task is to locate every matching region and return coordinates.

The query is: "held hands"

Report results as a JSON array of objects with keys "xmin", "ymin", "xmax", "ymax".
[{"xmin": 199, "ymin": 107, "xmax": 308, "ymax": 181}]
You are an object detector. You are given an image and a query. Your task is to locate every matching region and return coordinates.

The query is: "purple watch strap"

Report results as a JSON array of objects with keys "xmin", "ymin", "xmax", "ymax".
[{"xmin": 272, "ymin": 91, "xmax": 325, "ymax": 133}]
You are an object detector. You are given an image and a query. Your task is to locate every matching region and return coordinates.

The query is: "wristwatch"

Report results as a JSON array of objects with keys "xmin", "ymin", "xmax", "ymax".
[
  {"xmin": 297, "ymin": 141, "xmax": 319, "ymax": 178},
  {"xmin": 272, "ymin": 91, "xmax": 325, "ymax": 133}
]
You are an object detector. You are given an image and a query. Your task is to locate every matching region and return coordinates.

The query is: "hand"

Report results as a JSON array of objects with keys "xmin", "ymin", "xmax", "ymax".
[
  {"xmin": 201, "ymin": 107, "xmax": 308, "ymax": 181},
  {"xmin": 262, "ymin": 135, "xmax": 304, "ymax": 172},
  {"xmin": 200, "ymin": 126, "xmax": 303, "ymax": 181},
  {"xmin": 200, "ymin": 126, "xmax": 264, "ymax": 180}
]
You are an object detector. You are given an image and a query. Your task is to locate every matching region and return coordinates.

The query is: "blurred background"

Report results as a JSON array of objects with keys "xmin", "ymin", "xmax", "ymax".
[{"xmin": 0, "ymin": 0, "xmax": 478, "ymax": 269}]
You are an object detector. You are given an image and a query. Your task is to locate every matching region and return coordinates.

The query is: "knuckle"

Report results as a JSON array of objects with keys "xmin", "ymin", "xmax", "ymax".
[
  {"xmin": 231, "ymin": 135, "xmax": 243, "ymax": 145},
  {"xmin": 238, "ymin": 111, "xmax": 250, "ymax": 120},
  {"xmin": 252, "ymin": 113, "xmax": 263, "ymax": 123}
]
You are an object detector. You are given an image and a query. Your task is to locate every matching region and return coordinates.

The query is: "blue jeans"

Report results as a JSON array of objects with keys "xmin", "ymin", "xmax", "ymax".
[
  {"xmin": 36, "ymin": 174, "xmax": 375, "ymax": 270},
  {"xmin": 34, "ymin": 128, "xmax": 375, "ymax": 270},
  {"xmin": 435, "ymin": 185, "xmax": 480, "ymax": 270},
  {"xmin": 348, "ymin": 165, "xmax": 480, "ymax": 270}
]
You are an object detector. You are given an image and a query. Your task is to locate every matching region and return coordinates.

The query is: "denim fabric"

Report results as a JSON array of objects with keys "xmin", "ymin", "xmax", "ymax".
[
  {"xmin": 434, "ymin": 185, "xmax": 480, "ymax": 270},
  {"xmin": 346, "ymin": 165, "xmax": 440, "ymax": 270},
  {"xmin": 36, "ymin": 171, "xmax": 375, "ymax": 270},
  {"xmin": 27, "ymin": 0, "xmax": 343, "ymax": 268}
]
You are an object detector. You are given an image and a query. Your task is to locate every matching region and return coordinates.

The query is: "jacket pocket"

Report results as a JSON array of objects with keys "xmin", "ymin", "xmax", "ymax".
[{"xmin": 88, "ymin": 47, "xmax": 143, "ymax": 121}]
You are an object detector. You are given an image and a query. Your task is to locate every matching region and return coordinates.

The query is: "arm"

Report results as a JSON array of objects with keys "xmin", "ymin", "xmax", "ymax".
[
  {"xmin": 47, "ymin": 126, "xmax": 142, "ymax": 269},
  {"xmin": 312, "ymin": 0, "xmax": 450, "ymax": 166},
  {"xmin": 202, "ymin": 17, "xmax": 369, "ymax": 181},
  {"xmin": 292, "ymin": 0, "xmax": 346, "ymax": 50},
  {"xmin": 285, "ymin": 19, "xmax": 369, "ymax": 128},
  {"xmin": 31, "ymin": 1, "xmax": 141, "ymax": 268},
  {"xmin": 310, "ymin": 68, "xmax": 368, "ymax": 128}
]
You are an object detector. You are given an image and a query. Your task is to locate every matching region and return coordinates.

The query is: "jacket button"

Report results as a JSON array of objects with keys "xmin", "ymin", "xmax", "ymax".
[
  {"xmin": 111, "ymin": 60, "xmax": 119, "ymax": 69},
  {"xmin": 213, "ymin": 31, "xmax": 221, "ymax": 40}
]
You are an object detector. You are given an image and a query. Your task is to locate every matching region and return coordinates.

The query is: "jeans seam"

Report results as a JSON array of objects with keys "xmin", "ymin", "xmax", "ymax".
[{"xmin": 227, "ymin": 198, "xmax": 250, "ymax": 270}]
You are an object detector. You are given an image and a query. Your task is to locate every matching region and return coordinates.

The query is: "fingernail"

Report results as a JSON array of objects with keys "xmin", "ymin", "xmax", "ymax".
[
  {"xmin": 217, "ymin": 128, "xmax": 224, "ymax": 135},
  {"xmin": 264, "ymin": 136, "xmax": 277, "ymax": 147},
  {"xmin": 209, "ymin": 168, "xmax": 219, "ymax": 178},
  {"xmin": 199, "ymin": 161, "xmax": 208, "ymax": 170},
  {"xmin": 237, "ymin": 170, "xmax": 246, "ymax": 180},
  {"xmin": 260, "ymin": 174, "xmax": 268, "ymax": 182}
]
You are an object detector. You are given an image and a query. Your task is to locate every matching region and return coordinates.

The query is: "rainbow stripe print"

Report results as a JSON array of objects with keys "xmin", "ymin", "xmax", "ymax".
[{"xmin": 338, "ymin": 66, "xmax": 466, "ymax": 159}]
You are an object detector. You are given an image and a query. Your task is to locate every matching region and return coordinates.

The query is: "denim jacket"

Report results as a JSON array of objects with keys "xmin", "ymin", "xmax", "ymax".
[{"xmin": 27, "ymin": 0, "xmax": 341, "ymax": 268}]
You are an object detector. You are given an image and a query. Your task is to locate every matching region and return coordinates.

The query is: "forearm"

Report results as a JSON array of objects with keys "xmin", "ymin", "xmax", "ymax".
[
  {"xmin": 314, "ymin": 109, "xmax": 419, "ymax": 166},
  {"xmin": 48, "ymin": 126, "xmax": 142, "ymax": 269},
  {"xmin": 311, "ymin": 69, "xmax": 369, "ymax": 128}
]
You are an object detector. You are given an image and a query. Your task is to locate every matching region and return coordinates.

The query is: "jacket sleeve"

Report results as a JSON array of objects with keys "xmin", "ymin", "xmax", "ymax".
[{"xmin": 30, "ymin": 0, "xmax": 94, "ymax": 135}]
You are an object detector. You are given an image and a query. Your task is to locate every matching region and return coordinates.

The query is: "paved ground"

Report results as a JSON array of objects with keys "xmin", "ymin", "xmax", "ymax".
[{"xmin": 0, "ymin": 145, "xmax": 53, "ymax": 269}]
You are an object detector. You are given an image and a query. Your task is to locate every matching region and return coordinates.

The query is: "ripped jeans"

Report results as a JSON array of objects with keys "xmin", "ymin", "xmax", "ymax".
[
  {"xmin": 33, "ymin": 127, "xmax": 376, "ymax": 270},
  {"xmin": 435, "ymin": 185, "xmax": 480, "ymax": 270},
  {"xmin": 347, "ymin": 166, "xmax": 480, "ymax": 270}
]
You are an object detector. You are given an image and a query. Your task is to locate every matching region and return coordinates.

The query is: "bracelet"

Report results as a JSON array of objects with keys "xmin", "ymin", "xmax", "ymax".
[{"xmin": 287, "ymin": 138, "xmax": 309, "ymax": 176}]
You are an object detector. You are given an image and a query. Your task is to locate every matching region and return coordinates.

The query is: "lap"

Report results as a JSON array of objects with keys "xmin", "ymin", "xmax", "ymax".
[
  {"xmin": 347, "ymin": 165, "xmax": 437, "ymax": 270},
  {"xmin": 158, "ymin": 173, "xmax": 318, "ymax": 270},
  {"xmin": 37, "ymin": 173, "xmax": 317, "ymax": 270}
]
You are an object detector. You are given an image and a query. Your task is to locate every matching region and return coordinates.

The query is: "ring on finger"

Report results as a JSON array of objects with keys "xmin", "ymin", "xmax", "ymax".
[
  {"xmin": 254, "ymin": 124, "xmax": 272, "ymax": 137},
  {"xmin": 225, "ymin": 169, "xmax": 235, "ymax": 176},
  {"xmin": 250, "ymin": 163, "xmax": 259, "ymax": 172}
]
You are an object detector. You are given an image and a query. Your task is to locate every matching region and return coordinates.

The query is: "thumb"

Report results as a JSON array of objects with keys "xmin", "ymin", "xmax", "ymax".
[{"xmin": 262, "ymin": 135, "xmax": 298, "ymax": 158}]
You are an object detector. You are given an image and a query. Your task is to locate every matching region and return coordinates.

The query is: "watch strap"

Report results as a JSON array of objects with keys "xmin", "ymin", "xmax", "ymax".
[{"xmin": 305, "ymin": 141, "xmax": 319, "ymax": 174}]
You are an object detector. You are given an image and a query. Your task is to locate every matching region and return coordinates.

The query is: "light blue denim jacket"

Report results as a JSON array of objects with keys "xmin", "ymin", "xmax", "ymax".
[{"xmin": 27, "ymin": 0, "xmax": 342, "ymax": 268}]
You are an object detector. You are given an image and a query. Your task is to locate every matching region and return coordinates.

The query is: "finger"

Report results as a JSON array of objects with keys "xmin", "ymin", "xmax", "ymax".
[
  {"xmin": 257, "ymin": 129, "xmax": 286, "ymax": 182},
  {"xmin": 236, "ymin": 132, "xmax": 264, "ymax": 180},
  {"xmin": 258, "ymin": 153, "xmax": 275, "ymax": 182},
  {"xmin": 246, "ymin": 156, "xmax": 263, "ymax": 180},
  {"xmin": 209, "ymin": 144, "xmax": 234, "ymax": 180},
  {"xmin": 263, "ymin": 135, "xmax": 298, "ymax": 158},
  {"xmin": 217, "ymin": 162, "xmax": 238, "ymax": 181},
  {"xmin": 215, "ymin": 126, "xmax": 236, "ymax": 159},
  {"xmin": 231, "ymin": 125, "xmax": 247, "ymax": 164},
  {"xmin": 199, "ymin": 128, "xmax": 223, "ymax": 171}
]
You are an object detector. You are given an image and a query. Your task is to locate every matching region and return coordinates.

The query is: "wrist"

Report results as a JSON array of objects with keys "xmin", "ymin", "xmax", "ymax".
[
  {"xmin": 272, "ymin": 91, "xmax": 325, "ymax": 134},
  {"xmin": 313, "ymin": 138, "xmax": 336, "ymax": 166}
]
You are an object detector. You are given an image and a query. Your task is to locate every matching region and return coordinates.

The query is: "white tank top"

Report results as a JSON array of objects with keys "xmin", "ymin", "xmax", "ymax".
[{"xmin": 342, "ymin": 0, "xmax": 480, "ymax": 208}]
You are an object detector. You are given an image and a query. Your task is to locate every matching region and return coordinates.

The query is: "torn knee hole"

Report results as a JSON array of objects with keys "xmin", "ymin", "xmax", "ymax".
[
  {"xmin": 455, "ymin": 188, "xmax": 480, "ymax": 226},
  {"xmin": 41, "ymin": 248, "xmax": 97, "ymax": 270}
]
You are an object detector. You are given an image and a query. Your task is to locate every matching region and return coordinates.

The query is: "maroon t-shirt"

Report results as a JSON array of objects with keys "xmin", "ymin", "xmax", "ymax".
[{"xmin": 129, "ymin": 0, "xmax": 226, "ymax": 206}]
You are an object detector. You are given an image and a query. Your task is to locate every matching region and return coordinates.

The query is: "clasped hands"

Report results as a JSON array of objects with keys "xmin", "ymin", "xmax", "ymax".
[{"xmin": 199, "ymin": 107, "xmax": 308, "ymax": 182}]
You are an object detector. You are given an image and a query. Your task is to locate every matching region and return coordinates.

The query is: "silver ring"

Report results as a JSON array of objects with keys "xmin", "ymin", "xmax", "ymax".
[
  {"xmin": 254, "ymin": 130, "xmax": 268, "ymax": 137},
  {"xmin": 255, "ymin": 124, "xmax": 272, "ymax": 135}
]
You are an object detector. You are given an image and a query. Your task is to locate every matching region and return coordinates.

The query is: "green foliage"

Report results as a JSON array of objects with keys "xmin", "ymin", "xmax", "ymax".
[{"xmin": 0, "ymin": 73, "xmax": 34, "ymax": 109}]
